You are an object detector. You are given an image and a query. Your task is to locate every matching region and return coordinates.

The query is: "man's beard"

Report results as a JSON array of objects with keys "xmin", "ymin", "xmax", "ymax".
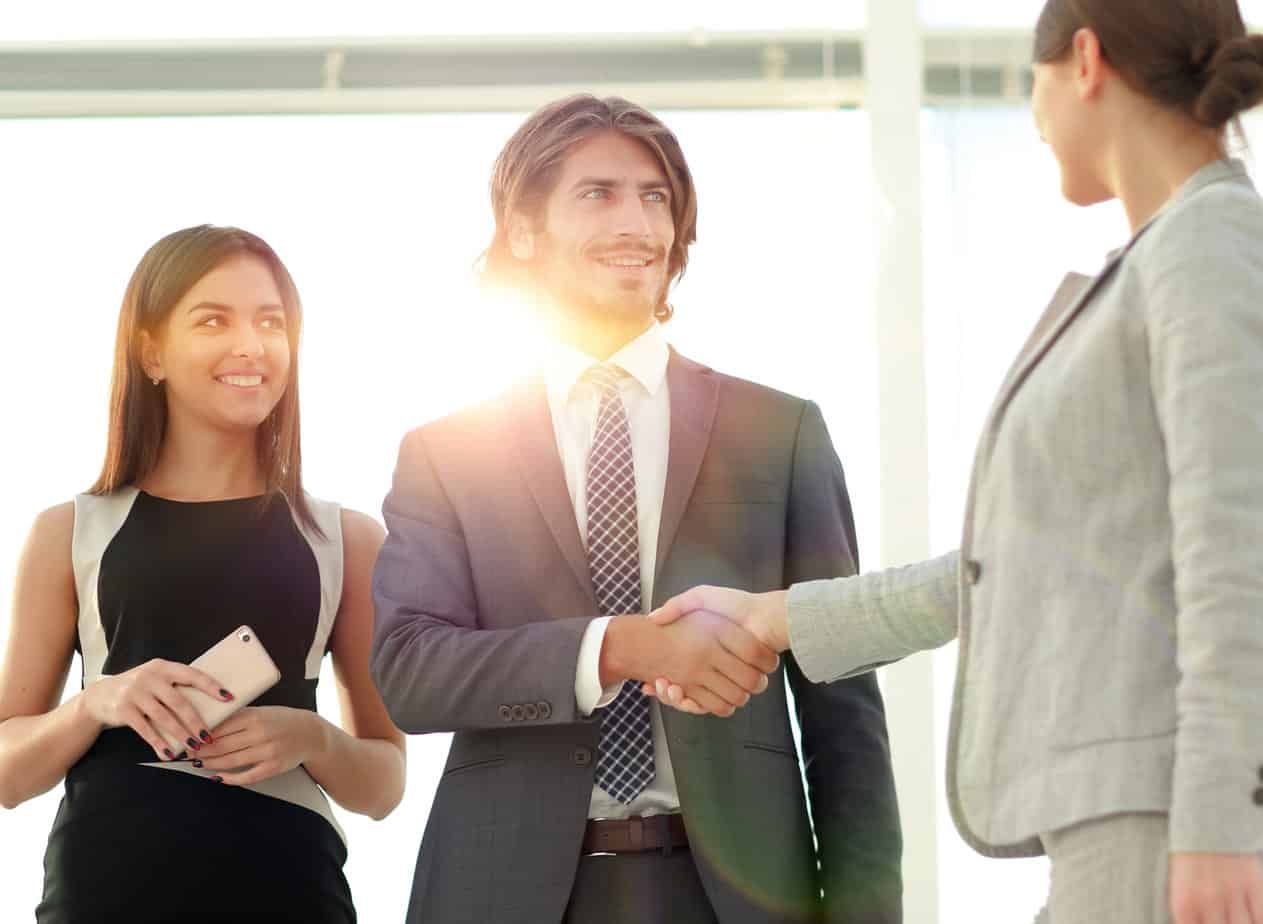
[{"xmin": 533, "ymin": 241, "xmax": 665, "ymax": 329}]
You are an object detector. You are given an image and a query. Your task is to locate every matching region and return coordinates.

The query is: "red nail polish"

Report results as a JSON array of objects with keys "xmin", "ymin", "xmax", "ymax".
[
  {"xmin": 163, "ymin": 748, "xmax": 175, "ymax": 760},
  {"xmin": 186, "ymin": 737, "xmax": 201, "ymax": 751},
  {"xmin": 212, "ymin": 775, "xmax": 223, "ymax": 783},
  {"xmin": 219, "ymin": 689, "xmax": 234, "ymax": 701},
  {"xmin": 199, "ymin": 730, "xmax": 211, "ymax": 743},
  {"xmin": 192, "ymin": 759, "xmax": 203, "ymax": 769}
]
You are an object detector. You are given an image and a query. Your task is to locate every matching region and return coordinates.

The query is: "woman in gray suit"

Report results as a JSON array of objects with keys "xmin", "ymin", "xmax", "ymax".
[{"xmin": 647, "ymin": 1, "xmax": 1263, "ymax": 921}]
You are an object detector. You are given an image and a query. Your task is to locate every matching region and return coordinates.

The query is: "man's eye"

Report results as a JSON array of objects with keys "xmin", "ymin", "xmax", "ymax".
[
  {"xmin": 261, "ymin": 316, "xmax": 287, "ymax": 330},
  {"xmin": 199, "ymin": 316, "xmax": 223, "ymax": 327},
  {"xmin": 644, "ymin": 190, "xmax": 668, "ymax": 203},
  {"xmin": 582, "ymin": 188, "xmax": 609, "ymax": 199}
]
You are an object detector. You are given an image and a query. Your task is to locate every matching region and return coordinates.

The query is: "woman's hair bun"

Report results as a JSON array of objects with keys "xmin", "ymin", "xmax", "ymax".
[{"xmin": 1194, "ymin": 34, "xmax": 1263, "ymax": 127}]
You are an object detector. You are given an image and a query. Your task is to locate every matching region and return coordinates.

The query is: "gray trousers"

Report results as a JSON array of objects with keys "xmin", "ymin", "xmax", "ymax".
[
  {"xmin": 563, "ymin": 848, "xmax": 718, "ymax": 924},
  {"xmin": 1033, "ymin": 813, "xmax": 1170, "ymax": 924}
]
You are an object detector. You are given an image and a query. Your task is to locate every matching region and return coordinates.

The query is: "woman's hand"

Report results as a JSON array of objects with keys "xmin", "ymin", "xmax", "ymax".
[
  {"xmin": 1170, "ymin": 852, "xmax": 1263, "ymax": 924},
  {"xmin": 80, "ymin": 658, "xmax": 232, "ymax": 761},
  {"xmin": 639, "ymin": 587, "xmax": 790, "ymax": 716},
  {"xmin": 192, "ymin": 706, "xmax": 326, "ymax": 786}
]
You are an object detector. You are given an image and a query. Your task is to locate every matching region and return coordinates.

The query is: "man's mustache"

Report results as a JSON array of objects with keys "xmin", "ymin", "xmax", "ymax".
[{"xmin": 585, "ymin": 241, "xmax": 668, "ymax": 261}]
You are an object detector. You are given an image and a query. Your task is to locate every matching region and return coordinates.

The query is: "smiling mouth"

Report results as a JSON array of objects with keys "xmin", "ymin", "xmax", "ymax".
[
  {"xmin": 596, "ymin": 255, "xmax": 654, "ymax": 268},
  {"xmin": 216, "ymin": 375, "xmax": 264, "ymax": 388}
]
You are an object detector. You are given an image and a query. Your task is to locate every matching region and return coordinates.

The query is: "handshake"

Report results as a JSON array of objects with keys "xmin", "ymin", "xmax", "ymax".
[{"xmin": 601, "ymin": 586, "xmax": 793, "ymax": 718}]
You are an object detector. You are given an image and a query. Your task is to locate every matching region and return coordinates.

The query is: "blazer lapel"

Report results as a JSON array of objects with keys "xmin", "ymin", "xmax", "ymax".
[
  {"xmin": 654, "ymin": 350, "xmax": 720, "ymax": 598},
  {"xmin": 990, "ymin": 161, "xmax": 1249, "ymax": 425},
  {"xmin": 986, "ymin": 242, "xmax": 1137, "ymax": 429},
  {"xmin": 984, "ymin": 270, "xmax": 1096, "ymax": 426},
  {"xmin": 507, "ymin": 379, "xmax": 597, "ymax": 605}
]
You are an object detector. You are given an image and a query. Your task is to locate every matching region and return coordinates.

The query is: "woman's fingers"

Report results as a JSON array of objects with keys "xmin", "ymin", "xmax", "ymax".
[
  {"xmin": 123, "ymin": 703, "xmax": 177, "ymax": 761},
  {"xmin": 147, "ymin": 682, "xmax": 211, "ymax": 748},
  {"xmin": 195, "ymin": 742, "xmax": 265, "ymax": 773},
  {"xmin": 193, "ymin": 726, "xmax": 255, "ymax": 762},
  {"xmin": 161, "ymin": 661, "xmax": 234, "ymax": 703}
]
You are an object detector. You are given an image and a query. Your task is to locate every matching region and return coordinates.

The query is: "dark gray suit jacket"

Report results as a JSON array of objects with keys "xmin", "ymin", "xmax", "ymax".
[{"xmin": 371, "ymin": 350, "xmax": 901, "ymax": 923}]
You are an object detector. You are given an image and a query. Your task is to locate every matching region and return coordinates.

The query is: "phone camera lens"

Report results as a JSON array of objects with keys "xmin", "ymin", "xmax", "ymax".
[{"xmin": 240, "ymin": 633, "xmax": 252, "ymax": 642}]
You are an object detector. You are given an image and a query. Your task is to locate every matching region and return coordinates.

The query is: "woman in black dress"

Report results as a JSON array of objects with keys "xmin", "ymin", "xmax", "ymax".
[{"xmin": 0, "ymin": 225, "xmax": 406, "ymax": 922}]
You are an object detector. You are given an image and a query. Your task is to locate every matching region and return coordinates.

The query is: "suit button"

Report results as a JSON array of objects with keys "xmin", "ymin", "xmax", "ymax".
[
  {"xmin": 498, "ymin": 705, "xmax": 512, "ymax": 722},
  {"xmin": 1254, "ymin": 788, "xmax": 1263, "ymax": 807},
  {"xmin": 538, "ymin": 701, "xmax": 552, "ymax": 720},
  {"xmin": 964, "ymin": 559, "xmax": 982, "ymax": 586},
  {"xmin": 511, "ymin": 705, "xmax": 525, "ymax": 722},
  {"xmin": 573, "ymin": 747, "xmax": 592, "ymax": 767},
  {"xmin": 523, "ymin": 703, "xmax": 539, "ymax": 721}
]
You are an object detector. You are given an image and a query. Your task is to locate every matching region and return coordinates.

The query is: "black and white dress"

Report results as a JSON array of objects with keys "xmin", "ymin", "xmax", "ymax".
[{"xmin": 37, "ymin": 488, "xmax": 355, "ymax": 923}]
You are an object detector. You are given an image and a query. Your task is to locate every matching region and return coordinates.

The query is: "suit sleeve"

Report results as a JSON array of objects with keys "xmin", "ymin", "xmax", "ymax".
[
  {"xmin": 782, "ymin": 401, "xmax": 903, "ymax": 924},
  {"xmin": 1143, "ymin": 197, "xmax": 1263, "ymax": 854},
  {"xmin": 370, "ymin": 428, "xmax": 595, "ymax": 734},
  {"xmin": 786, "ymin": 553, "xmax": 960, "ymax": 684}
]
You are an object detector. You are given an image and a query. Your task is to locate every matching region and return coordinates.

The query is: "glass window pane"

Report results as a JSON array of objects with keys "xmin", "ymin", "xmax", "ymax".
[
  {"xmin": 920, "ymin": 0, "xmax": 1045, "ymax": 29},
  {"xmin": 1, "ymin": 1, "xmax": 863, "ymax": 42},
  {"xmin": 922, "ymin": 105, "xmax": 1129, "ymax": 923},
  {"xmin": 925, "ymin": 0, "xmax": 1263, "ymax": 29}
]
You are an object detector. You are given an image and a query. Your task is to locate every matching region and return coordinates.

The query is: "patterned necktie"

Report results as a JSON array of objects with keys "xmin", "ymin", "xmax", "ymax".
[{"xmin": 583, "ymin": 363, "xmax": 655, "ymax": 804}]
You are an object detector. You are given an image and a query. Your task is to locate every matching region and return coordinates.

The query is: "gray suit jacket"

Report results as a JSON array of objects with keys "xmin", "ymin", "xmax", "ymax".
[
  {"xmin": 371, "ymin": 350, "xmax": 902, "ymax": 923},
  {"xmin": 787, "ymin": 158, "xmax": 1263, "ymax": 858}
]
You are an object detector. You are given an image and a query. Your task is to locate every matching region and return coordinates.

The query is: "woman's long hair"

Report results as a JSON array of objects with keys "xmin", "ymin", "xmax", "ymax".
[{"xmin": 89, "ymin": 225, "xmax": 320, "ymax": 534}]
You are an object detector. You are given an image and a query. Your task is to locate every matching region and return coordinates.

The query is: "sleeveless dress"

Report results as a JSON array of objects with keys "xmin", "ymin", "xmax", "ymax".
[{"xmin": 37, "ymin": 488, "xmax": 356, "ymax": 923}]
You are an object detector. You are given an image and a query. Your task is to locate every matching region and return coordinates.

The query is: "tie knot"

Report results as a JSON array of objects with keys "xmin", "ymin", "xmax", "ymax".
[{"xmin": 582, "ymin": 363, "xmax": 628, "ymax": 396}]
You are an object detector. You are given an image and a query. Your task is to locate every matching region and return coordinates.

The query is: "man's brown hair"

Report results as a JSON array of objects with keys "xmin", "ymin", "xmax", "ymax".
[{"xmin": 481, "ymin": 94, "xmax": 699, "ymax": 323}]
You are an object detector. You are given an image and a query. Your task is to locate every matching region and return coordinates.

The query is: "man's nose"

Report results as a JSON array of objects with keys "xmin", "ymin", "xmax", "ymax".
[{"xmin": 611, "ymin": 195, "xmax": 654, "ymax": 237}]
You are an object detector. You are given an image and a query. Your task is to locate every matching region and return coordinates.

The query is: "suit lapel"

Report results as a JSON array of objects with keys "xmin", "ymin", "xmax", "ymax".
[
  {"xmin": 507, "ymin": 379, "xmax": 597, "ymax": 605},
  {"xmin": 986, "ymin": 242, "xmax": 1136, "ymax": 429},
  {"xmin": 984, "ymin": 270, "xmax": 1095, "ymax": 426},
  {"xmin": 654, "ymin": 351, "xmax": 720, "ymax": 598}
]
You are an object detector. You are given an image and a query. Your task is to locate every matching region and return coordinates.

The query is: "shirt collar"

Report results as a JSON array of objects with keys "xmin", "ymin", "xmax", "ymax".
[{"xmin": 543, "ymin": 322, "xmax": 670, "ymax": 406}]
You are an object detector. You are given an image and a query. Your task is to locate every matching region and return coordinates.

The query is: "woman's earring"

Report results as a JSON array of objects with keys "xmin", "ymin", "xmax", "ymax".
[{"xmin": 151, "ymin": 377, "xmax": 160, "ymax": 386}]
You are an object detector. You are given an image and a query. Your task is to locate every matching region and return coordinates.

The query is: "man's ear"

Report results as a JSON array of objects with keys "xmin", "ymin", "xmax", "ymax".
[
  {"xmin": 139, "ymin": 329, "xmax": 164, "ymax": 384},
  {"xmin": 508, "ymin": 212, "xmax": 536, "ymax": 261}
]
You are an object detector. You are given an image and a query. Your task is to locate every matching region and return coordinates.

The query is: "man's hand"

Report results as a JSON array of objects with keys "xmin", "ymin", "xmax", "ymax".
[
  {"xmin": 1170, "ymin": 852, "xmax": 1263, "ymax": 924},
  {"xmin": 600, "ymin": 610, "xmax": 779, "ymax": 718},
  {"xmin": 638, "ymin": 586, "xmax": 791, "ymax": 716}
]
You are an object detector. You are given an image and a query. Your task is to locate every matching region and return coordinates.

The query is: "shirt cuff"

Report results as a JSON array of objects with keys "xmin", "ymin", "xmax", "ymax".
[{"xmin": 575, "ymin": 616, "xmax": 623, "ymax": 715}]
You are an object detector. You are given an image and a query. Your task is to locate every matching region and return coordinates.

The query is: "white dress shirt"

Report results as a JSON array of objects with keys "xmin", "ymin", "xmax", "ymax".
[{"xmin": 543, "ymin": 322, "xmax": 681, "ymax": 820}]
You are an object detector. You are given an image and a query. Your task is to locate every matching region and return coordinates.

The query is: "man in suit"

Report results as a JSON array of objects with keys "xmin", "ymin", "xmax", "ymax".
[{"xmin": 370, "ymin": 94, "xmax": 902, "ymax": 924}]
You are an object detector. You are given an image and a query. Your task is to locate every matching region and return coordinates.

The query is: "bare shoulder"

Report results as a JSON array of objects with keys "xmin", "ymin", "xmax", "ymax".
[
  {"xmin": 24, "ymin": 501, "xmax": 75, "ymax": 561},
  {"xmin": 339, "ymin": 508, "xmax": 385, "ymax": 558}
]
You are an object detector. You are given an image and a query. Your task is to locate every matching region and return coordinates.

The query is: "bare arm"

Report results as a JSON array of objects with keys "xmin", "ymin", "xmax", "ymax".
[
  {"xmin": 304, "ymin": 509, "xmax": 406, "ymax": 819},
  {"xmin": 0, "ymin": 504, "xmax": 92, "ymax": 808},
  {"xmin": 0, "ymin": 504, "xmax": 234, "ymax": 809}
]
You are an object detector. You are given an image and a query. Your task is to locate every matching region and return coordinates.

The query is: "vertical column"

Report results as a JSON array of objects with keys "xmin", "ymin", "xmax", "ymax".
[{"xmin": 865, "ymin": 2, "xmax": 940, "ymax": 922}]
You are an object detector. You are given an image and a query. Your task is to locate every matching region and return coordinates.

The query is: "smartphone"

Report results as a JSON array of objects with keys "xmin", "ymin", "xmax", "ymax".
[{"xmin": 158, "ymin": 625, "xmax": 281, "ymax": 757}]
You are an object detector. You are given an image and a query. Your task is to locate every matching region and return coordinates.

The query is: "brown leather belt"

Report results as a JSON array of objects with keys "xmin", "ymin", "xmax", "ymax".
[{"xmin": 582, "ymin": 814, "xmax": 689, "ymax": 855}]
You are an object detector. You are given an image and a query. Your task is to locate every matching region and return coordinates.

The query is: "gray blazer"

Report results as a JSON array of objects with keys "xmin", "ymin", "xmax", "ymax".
[
  {"xmin": 787, "ymin": 159, "xmax": 1263, "ymax": 858},
  {"xmin": 371, "ymin": 351, "xmax": 901, "ymax": 923}
]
